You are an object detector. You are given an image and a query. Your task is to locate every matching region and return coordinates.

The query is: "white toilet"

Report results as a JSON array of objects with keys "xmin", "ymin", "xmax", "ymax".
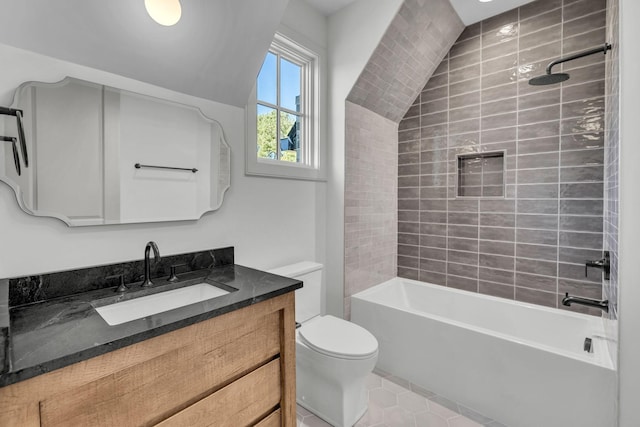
[{"xmin": 268, "ymin": 261, "xmax": 378, "ymax": 427}]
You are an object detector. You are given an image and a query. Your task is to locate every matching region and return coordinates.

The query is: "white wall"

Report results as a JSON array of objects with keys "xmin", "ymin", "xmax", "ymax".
[
  {"xmin": 325, "ymin": 0, "xmax": 403, "ymax": 316},
  {"xmin": 617, "ymin": 0, "xmax": 640, "ymax": 425},
  {"xmin": 0, "ymin": 0, "xmax": 327, "ymax": 277}
]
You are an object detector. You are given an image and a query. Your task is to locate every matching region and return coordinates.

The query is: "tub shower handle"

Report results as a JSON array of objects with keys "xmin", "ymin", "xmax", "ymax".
[
  {"xmin": 168, "ymin": 263, "xmax": 187, "ymax": 282},
  {"xmin": 106, "ymin": 274, "xmax": 127, "ymax": 293},
  {"xmin": 585, "ymin": 251, "xmax": 610, "ymax": 280},
  {"xmin": 562, "ymin": 293, "xmax": 609, "ymax": 313}
]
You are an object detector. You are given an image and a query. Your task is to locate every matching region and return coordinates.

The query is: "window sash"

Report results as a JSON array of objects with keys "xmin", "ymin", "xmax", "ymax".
[
  {"xmin": 257, "ymin": 48, "xmax": 305, "ymax": 163},
  {"xmin": 246, "ymin": 30, "xmax": 324, "ymax": 181}
]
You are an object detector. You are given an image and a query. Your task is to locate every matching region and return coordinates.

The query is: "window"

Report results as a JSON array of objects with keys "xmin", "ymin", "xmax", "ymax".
[
  {"xmin": 257, "ymin": 51, "xmax": 302, "ymax": 163},
  {"xmin": 246, "ymin": 32, "xmax": 324, "ymax": 181}
]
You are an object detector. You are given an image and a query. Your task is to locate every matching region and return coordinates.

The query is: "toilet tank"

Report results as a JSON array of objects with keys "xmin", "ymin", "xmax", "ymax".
[{"xmin": 268, "ymin": 261, "xmax": 323, "ymax": 323}]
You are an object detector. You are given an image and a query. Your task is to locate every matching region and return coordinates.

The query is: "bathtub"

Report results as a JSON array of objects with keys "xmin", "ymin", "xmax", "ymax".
[{"xmin": 351, "ymin": 278, "xmax": 616, "ymax": 427}]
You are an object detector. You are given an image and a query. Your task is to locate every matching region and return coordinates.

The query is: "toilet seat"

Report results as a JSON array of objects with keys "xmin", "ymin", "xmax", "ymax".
[{"xmin": 299, "ymin": 315, "xmax": 378, "ymax": 360}]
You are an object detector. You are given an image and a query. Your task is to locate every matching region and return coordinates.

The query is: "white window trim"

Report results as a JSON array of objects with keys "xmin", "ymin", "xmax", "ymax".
[{"xmin": 246, "ymin": 31, "xmax": 325, "ymax": 181}]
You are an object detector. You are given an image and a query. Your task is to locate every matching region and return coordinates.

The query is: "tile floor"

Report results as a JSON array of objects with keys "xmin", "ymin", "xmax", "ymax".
[{"xmin": 296, "ymin": 371, "xmax": 507, "ymax": 427}]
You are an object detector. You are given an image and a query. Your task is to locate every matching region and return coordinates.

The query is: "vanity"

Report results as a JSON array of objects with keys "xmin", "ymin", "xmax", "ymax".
[{"xmin": 0, "ymin": 247, "xmax": 301, "ymax": 427}]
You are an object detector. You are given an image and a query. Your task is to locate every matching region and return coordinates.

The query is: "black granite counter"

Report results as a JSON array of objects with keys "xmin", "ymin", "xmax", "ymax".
[{"xmin": 0, "ymin": 260, "xmax": 301, "ymax": 388}]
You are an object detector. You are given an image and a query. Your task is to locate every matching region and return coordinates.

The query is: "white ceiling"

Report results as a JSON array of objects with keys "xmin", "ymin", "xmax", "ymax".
[
  {"xmin": 0, "ymin": 0, "xmax": 289, "ymax": 107},
  {"xmin": 305, "ymin": 0, "xmax": 536, "ymax": 24},
  {"xmin": 449, "ymin": 0, "xmax": 536, "ymax": 25},
  {"xmin": 0, "ymin": 0, "xmax": 537, "ymax": 107},
  {"xmin": 303, "ymin": 0, "xmax": 357, "ymax": 16}
]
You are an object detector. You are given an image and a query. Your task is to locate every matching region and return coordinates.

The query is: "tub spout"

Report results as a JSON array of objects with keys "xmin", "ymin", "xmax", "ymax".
[{"xmin": 562, "ymin": 293, "xmax": 609, "ymax": 313}]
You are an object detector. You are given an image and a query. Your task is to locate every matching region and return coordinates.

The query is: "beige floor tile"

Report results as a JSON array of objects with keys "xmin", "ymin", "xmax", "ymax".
[
  {"xmin": 370, "ymin": 387, "xmax": 399, "ymax": 408},
  {"xmin": 398, "ymin": 392, "xmax": 429, "ymax": 413},
  {"xmin": 384, "ymin": 406, "xmax": 417, "ymax": 427},
  {"xmin": 448, "ymin": 415, "xmax": 484, "ymax": 427},
  {"xmin": 383, "ymin": 377, "xmax": 410, "ymax": 394},
  {"xmin": 427, "ymin": 401, "xmax": 460, "ymax": 420},
  {"xmin": 296, "ymin": 373, "xmax": 499, "ymax": 427},
  {"xmin": 414, "ymin": 411, "xmax": 449, "ymax": 427}
]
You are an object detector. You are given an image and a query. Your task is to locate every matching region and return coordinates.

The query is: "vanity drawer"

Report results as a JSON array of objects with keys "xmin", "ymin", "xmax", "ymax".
[
  {"xmin": 156, "ymin": 358, "xmax": 281, "ymax": 427},
  {"xmin": 255, "ymin": 409, "xmax": 282, "ymax": 427},
  {"xmin": 39, "ymin": 310, "xmax": 281, "ymax": 427}
]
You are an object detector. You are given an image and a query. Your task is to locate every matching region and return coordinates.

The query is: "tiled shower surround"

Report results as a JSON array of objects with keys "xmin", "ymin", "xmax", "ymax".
[
  {"xmin": 344, "ymin": 0, "xmax": 464, "ymax": 317},
  {"xmin": 397, "ymin": 0, "xmax": 608, "ymax": 314},
  {"xmin": 344, "ymin": 101, "xmax": 398, "ymax": 318},
  {"xmin": 604, "ymin": 0, "xmax": 619, "ymax": 368}
]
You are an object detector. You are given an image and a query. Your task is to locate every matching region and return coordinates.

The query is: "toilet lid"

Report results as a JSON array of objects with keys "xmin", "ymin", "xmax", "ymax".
[{"xmin": 299, "ymin": 315, "xmax": 378, "ymax": 360}]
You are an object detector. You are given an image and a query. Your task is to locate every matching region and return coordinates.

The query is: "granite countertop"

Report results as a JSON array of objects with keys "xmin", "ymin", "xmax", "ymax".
[{"xmin": 0, "ymin": 264, "xmax": 301, "ymax": 387}]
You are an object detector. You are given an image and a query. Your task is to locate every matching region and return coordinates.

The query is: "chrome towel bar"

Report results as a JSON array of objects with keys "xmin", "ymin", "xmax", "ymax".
[{"xmin": 135, "ymin": 163, "xmax": 198, "ymax": 173}]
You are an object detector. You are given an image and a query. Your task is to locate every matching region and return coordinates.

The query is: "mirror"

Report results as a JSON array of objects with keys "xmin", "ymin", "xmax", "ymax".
[{"xmin": 0, "ymin": 77, "xmax": 230, "ymax": 226}]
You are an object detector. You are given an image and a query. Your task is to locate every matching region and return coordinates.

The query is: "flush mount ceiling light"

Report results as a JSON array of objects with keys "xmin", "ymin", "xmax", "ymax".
[
  {"xmin": 144, "ymin": 0, "xmax": 182, "ymax": 26},
  {"xmin": 478, "ymin": 0, "xmax": 493, "ymax": 2}
]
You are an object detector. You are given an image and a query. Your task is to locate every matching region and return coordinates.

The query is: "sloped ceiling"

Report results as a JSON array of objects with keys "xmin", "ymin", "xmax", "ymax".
[
  {"xmin": 0, "ymin": 0, "xmax": 290, "ymax": 107},
  {"xmin": 347, "ymin": 0, "xmax": 465, "ymax": 123}
]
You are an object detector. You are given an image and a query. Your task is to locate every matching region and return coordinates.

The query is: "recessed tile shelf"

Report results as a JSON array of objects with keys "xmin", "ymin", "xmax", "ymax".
[{"xmin": 457, "ymin": 152, "xmax": 505, "ymax": 198}]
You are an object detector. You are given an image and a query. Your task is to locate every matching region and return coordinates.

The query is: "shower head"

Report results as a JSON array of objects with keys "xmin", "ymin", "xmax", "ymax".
[
  {"xmin": 528, "ymin": 73, "xmax": 570, "ymax": 86},
  {"xmin": 528, "ymin": 43, "xmax": 611, "ymax": 86}
]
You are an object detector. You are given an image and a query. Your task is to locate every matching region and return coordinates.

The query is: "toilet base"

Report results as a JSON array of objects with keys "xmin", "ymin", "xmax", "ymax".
[
  {"xmin": 297, "ymin": 399, "xmax": 368, "ymax": 427},
  {"xmin": 296, "ymin": 343, "xmax": 377, "ymax": 427}
]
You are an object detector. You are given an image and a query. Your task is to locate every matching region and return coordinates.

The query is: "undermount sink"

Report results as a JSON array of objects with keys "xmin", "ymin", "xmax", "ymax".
[{"xmin": 95, "ymin": 283, "xmax": 230, "ymax": 326}]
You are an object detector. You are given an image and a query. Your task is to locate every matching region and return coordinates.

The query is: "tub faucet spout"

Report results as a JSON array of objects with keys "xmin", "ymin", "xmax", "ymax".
[
  {"xmin": 562, "ymin": 293, "xmax": 609, "ymax": 313},
  {"xmin": 142, "ymin": 241, "xmax": 161, "ymax": 287}
]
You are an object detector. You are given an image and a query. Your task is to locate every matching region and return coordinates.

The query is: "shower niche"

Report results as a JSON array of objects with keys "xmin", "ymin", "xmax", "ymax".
[
  {"xmin": 456, "ymin": 152, "xmax": 505, "ymax": 198},
  {"xmin": 0, "ymin": 77, "xmax": 231, "ymax": 226}
]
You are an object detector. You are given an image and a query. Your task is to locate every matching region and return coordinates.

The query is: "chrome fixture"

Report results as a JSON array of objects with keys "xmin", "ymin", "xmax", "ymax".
[
  {"xmin": 167, "ymin": 263, "xmax": 186, "ymax": 282},
  {"xmin": 106, "ymin": 274, "xmax": 127, "ymax": 293},
  {"xmin": 143, "ymin": 241, "xmax": 161, "ymax": 287},
  {"xmin": 584, "ymin": 337, "xmax": 593, "ymax": 353},
  {"xmin": 135, "ymin": 163, "xmax": 198, "ymax": 173},
  {"xmin": 562, "ymin": 293, "xmax": 609, "ymax": 313},
  {"xmin": 585, "ymin": 251, "xmax": 610, "ymax": 280},
  {"xmin": 528, "ymin": 43, "xmax": 612, "ymax": 86}
]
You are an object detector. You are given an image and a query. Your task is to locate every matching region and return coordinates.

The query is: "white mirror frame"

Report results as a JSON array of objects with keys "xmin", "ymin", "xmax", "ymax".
[{"xmin": 0, "ymin": 77, "xmax": 231, "ymax": 226}]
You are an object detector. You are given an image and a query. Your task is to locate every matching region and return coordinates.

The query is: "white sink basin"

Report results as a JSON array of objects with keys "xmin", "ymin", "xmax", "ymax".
[{"xmin": 95, "ymin": 283, "xmax": 230, "ymax": 326}]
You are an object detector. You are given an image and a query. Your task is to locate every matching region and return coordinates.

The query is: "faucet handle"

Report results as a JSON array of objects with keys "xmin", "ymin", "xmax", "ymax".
[
  {"xmin": 168, "ymin": 263, "xmax": 187, "ymax": 282},
  {"xmin": 106, "ymin": 274, "xmax": 127, "ymax": 293}
]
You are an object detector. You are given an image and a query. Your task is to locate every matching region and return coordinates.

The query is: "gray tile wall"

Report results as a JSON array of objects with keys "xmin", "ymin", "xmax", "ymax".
[
  {"xmin": 397, "ymin": 0, "xmax": 608, "ymax": 315},
  {"xmin": 604, "ymin": 0, "xmax": 619, "ymax": 364},
  {"xmin": 343, "ymin": 0, "xmax": 466, "ymax": 317},
  {"xmin": 347, "ymin": 0, "xmax": 464, "ymax": 123},
  {"xmin": 344, "ymin": 101, "xmax": 398, "ymax": 319}
]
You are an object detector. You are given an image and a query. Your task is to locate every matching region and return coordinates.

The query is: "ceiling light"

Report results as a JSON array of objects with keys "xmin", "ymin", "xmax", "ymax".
[
  {"xmin": 144, "ymin": 0, "xmax": 182, "ymax": 26},
  {"xmin": 479, "ymin": 0, "xmax": 493, "ymax": 2}
]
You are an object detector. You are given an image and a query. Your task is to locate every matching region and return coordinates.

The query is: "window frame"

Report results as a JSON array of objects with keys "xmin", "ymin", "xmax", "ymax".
[{"xmin": 246, "ymin": 32, "xmax": 325, "ymax": 181}]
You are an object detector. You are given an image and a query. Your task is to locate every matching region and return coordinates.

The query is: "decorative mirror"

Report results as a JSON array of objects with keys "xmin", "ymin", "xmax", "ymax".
[{"xmin": 0, "ymin": 77, "xmax": 230, "ymax": 226}]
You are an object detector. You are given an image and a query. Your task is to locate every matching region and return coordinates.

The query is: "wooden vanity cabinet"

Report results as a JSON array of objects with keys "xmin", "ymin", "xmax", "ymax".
[{"xmin": 0, "ymin": 292, "xmax": 296, "ymax": 427}]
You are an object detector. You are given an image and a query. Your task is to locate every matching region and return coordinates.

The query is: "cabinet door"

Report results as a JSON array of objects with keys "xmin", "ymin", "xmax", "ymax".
[{"xmin": 156, "ymin": 359, "xmax": 281, "ymax": 427}]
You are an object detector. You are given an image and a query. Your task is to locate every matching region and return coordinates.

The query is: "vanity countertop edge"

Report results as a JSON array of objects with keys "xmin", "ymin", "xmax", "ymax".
[{"xmin": 0, "ymin": 264, "xmax": 301, "ymax": 388}]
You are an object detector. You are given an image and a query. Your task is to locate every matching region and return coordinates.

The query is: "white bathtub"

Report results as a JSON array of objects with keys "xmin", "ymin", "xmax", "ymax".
[{"xmin": 351, "ymin": 278, "xmax": 616, "ymax": 427}]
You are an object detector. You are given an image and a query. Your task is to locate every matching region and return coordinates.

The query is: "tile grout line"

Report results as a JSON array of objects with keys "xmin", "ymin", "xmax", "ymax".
[
  {"xmin": 556, "ymin": 0, "xmax": 566, "ymax": 308},
  {"xmin": 514, "ymin": 4, "xmax": 521, "ymax": 301},
  {"xmin": 445, "ymin": 50, "xmax": 450, "ymax": 288},
  {"xmin": 477, "ymin": 17, "xmax": 483, "ymax": 294}
]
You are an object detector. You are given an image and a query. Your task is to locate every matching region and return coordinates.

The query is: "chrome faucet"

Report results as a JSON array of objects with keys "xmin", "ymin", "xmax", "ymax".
[
  {"xmin": 142, "ymin": 241, "xmax": 161, "ymax": 287},
  {"xmin": 562, "ymin": 292, "xmax": 609, "ymax": 313}
]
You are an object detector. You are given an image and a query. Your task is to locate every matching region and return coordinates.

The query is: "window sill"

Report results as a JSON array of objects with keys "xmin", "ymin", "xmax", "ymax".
[{"xmin": 245, "ymin": 159, "xmax": 326, "ymax": 181}]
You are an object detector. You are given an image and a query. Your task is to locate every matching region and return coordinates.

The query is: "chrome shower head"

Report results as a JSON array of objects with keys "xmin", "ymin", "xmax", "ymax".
[
  {"xmin": 528, "ymin": 73, "xmax": 570, "ymax": 86},
  {"xmin": 528, "ymin": 43, "xmax": 611, "ymax": 86}
]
